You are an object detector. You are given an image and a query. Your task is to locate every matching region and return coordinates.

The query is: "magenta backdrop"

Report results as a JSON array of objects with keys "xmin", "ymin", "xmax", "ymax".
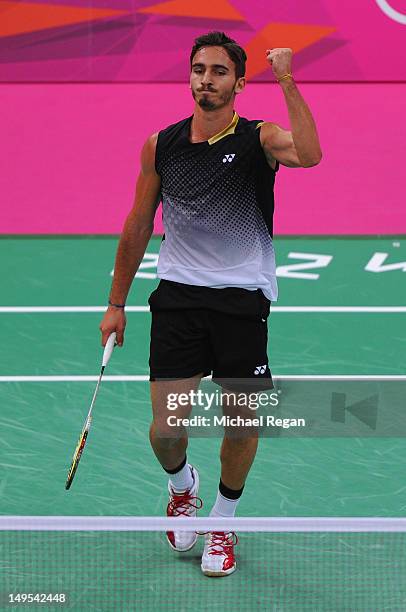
[
  {"xmin": 1, "ymin": 0, "xmax": 405, "ymax": 82},
  {"xmin": 1, "ymin": 83, "xmax": 405, "ymax": 234}
]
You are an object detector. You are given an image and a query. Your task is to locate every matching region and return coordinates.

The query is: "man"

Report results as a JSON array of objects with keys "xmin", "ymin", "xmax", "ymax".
[{"xmin": 100, "ymin": 31, "xmax": 321, "ymax": 577}]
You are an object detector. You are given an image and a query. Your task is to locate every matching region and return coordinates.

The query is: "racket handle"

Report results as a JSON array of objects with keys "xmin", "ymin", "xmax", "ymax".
[{"xmin": 102, "ymin": 332, "xmax": 117, "ymax": 367}]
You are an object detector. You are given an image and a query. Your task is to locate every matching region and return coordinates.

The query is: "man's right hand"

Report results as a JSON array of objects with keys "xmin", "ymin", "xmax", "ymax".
[{"xmin": 99, "ymin": 306, "xmax": 127, "ymax": 347}]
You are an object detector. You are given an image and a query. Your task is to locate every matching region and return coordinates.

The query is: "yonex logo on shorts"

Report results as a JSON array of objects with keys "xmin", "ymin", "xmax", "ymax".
[
  {"xmin": 254, "ymin": 364, "xmax": 267, "ymax": 375},
  {"xmin": 222, "ymin": 154, "xmax": 236, "ymax": 163}
]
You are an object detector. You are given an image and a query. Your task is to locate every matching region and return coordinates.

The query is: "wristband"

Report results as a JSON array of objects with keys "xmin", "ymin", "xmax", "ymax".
[
  {"xmin": 108, "ymin": 299, "xmax": 125, "ymax": 309},
  {"xmin": 277, "ymin": 73, "xmax": 294, "ymax": 83}
]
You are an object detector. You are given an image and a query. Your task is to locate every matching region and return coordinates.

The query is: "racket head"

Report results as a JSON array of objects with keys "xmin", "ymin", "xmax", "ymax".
[{"xmin": 65, "ymin": 429, "xmax": 89, "ymax": 490}]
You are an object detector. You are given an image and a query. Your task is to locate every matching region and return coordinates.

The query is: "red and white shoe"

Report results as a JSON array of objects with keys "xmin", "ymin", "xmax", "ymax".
[
  {"xmin": 201, "ymin": 531, "xmax": 238, "ymax": 576},
  {"xmin": 166, "ymin": 465, "xmax": 202, "ymax": 552}
]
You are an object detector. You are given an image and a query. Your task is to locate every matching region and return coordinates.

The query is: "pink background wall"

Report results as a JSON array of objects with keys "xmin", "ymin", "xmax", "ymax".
[
  {"xmin": 2, "ymin": 1, "xmax": 405, "ymax": 234},
  {"xmin": 1, "ymin": 83, "xmax": 405, "ymax": 235}
]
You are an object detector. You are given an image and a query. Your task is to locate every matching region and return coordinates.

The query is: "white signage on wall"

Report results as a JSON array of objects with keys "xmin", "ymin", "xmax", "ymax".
[{"xmin": 375, "ymin": 0, "xmax": 406, "ymax": 24}]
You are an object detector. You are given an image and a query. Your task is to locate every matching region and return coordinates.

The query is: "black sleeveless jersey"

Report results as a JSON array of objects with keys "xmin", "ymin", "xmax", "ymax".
[{"xmin": 154, "ymin": 112, "xmax": 279, "ymax": 301}]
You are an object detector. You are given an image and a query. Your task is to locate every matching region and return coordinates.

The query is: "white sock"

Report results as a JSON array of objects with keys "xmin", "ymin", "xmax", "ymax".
[
  {"xmin": 169, "ymin": 464, "xmax": 194, "ymax": 493},
  {"xmin": 209, "ymin": 490, "xmax": 241, "ymax": 518}
]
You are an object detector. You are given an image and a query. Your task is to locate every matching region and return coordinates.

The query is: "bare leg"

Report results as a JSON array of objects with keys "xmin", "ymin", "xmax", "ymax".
[
  {"xmin": 220, "ymin": 436, "xmax": 259, "ymax": 490},
  {"xmin": 149, "ymin": 373, "xmax": 202, "ymax": 471},
  {"xmin": 219, "ymin": 388, "xmax": 260, "ymax": 490}
]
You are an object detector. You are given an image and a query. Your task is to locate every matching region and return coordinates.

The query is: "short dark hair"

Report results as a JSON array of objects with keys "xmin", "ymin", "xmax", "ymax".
[{"xmin": 190, "ymin": 31, "xmax": 247, "ymax": 79}]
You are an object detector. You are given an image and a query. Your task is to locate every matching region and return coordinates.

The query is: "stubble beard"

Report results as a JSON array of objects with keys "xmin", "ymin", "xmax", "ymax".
[
  {"xmin": 192, "ymin": 87, "xmax": 235, "ymax": 111},
  {"xmin": 198, "ymin": 95, "xmax": 217, "ymax": 110}
]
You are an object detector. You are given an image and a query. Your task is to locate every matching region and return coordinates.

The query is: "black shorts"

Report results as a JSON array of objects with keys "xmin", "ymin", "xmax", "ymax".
[{"xmin": 148, "ymin": 280, "xmax": 273, "ymax": 390}]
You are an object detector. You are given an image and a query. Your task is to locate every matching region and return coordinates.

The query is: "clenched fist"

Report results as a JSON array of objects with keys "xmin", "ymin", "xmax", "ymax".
[{"xmin": 266, "ymin": 48, "xmax": 293, "ymax": 80}]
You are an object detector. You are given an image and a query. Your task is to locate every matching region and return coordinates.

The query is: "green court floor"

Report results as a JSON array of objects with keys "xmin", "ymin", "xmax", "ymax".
[{"xmin": 1, "ymin": 236, "xmax": 405, "ymax": 611}]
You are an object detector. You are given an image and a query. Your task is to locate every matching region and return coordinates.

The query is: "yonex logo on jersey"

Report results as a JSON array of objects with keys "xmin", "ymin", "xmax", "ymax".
[
  {"xmin": 222, "ymin": 154, "xmax": 236, "ymax": 163},
  {"xmin": 254, "ymin": 364, "xmax": 267, "ymax": 375}
]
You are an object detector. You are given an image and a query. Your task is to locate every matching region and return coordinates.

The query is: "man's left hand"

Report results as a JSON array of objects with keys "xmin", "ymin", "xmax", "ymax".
[{"xmin": 266, "ymin": 48, "xmax": 293, "ymax": 80}]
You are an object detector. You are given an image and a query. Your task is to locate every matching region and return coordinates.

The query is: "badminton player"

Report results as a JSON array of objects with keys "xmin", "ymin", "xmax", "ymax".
[{"xmin": 100, "ymin": 31, "xmax": 322, "ymax": 577}]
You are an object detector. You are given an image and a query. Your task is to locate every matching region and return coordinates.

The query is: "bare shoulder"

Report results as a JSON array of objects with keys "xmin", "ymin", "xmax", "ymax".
[
  {"xmin": 146, "ymin": 132, "xmax": 159, "ymax": 148},
  {"xmin": 258, "ymin": 122, "xmax": 285, "ymax": 170},
  {"xmin": 259, "ymin": 122, "xmax": 289, "ymax": 145},
  {"xmin": 127, "ymin": 132, "xmax": 161, "ymax": 220},
  {"xmin": 259, "ymin": 121, "xmax": 303, "ymax": 169},
  {"xmin": 141, "ymin": 132, "xmax": 159, "ymax": 173}
]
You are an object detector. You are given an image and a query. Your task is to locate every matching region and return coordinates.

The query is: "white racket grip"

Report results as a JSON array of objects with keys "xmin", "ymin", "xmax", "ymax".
[{"xmin": 102, "ymin": 332, "xmax": 117, "ymax": 367}]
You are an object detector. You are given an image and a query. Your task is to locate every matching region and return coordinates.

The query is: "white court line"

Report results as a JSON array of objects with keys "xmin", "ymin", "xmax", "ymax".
[
  {"xmin": 0, "ymin": 306, "xmax": 149, "ymax": 313},
  {"xmin": 0, "ymin": 375, "xmax": 405, "ymax": 383},
  {"xmin": 0, "ymin": 376, "xmax": 149, "ymax": 382},
  {"xmin": 273, "ymin": 307, "xmax": 406, "ymax": 313},
  {"xmin": 0, "ymin": 306, "xmax": 406, "ymax": 313}
]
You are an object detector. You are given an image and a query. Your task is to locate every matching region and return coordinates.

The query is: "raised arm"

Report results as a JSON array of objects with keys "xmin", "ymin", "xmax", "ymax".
[
  {"xmin": 260, "ymin": 47, "xmax": 322, "ymax": 169},
  {"xmin": 99, "ymin": 133, "xmax": 161, "ymax": 346}
]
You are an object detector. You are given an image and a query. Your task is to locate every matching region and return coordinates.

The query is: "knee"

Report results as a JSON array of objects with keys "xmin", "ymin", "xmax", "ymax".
[{"xmin": 149, "ymin": 420, "xmax": 185, "ymax": 448}]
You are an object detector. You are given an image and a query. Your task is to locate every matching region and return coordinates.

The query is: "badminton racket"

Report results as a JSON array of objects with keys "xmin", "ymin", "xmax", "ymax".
[{"xmin": 65, "ymin": 332, "xmax": 116, "ymax": 490}]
